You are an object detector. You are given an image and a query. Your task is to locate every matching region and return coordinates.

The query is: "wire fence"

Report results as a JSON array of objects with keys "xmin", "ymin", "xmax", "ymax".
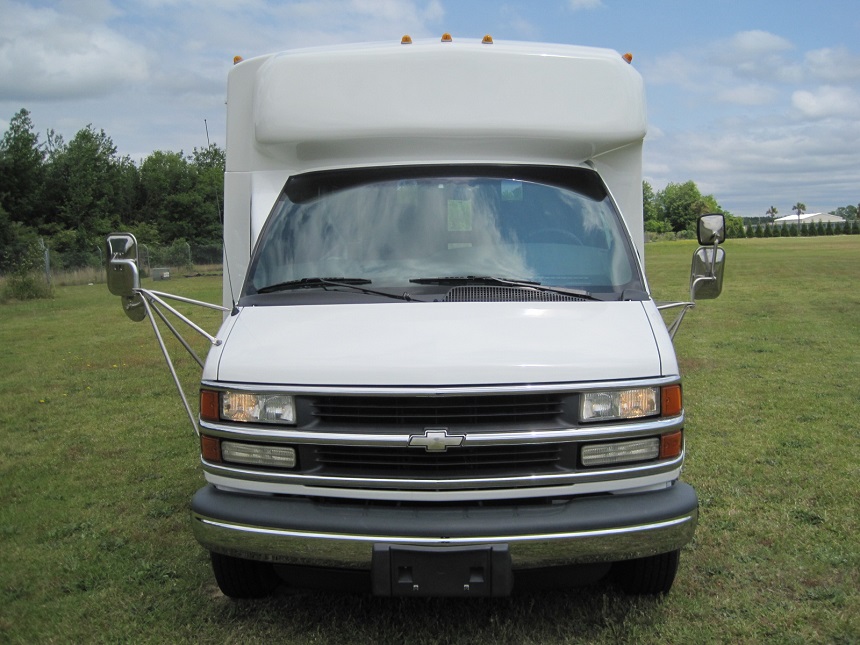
[
  {"xmin": 0, "ymin": 239, "xmax": 223, "ymax": 289},
  {"xmin": 137, "ymin": 242, "xmax": 223, "ymax": 271}
]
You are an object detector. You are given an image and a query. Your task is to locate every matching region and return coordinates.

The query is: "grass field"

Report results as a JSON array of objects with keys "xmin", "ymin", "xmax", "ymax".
[{"xmin": 1, "ymin": 237, "xmax": 857, "ymax": 644}]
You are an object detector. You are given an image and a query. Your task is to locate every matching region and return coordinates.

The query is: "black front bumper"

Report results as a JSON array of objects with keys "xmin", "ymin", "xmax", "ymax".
[{"xmin": 191, "ymin": 482, "xmax": 698, "ymax": 570}]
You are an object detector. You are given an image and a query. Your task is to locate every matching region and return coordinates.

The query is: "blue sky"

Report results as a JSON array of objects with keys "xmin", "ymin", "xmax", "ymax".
[{"xmin": 2, "ymin": 0, "xmax": 859, "ymax": 217}]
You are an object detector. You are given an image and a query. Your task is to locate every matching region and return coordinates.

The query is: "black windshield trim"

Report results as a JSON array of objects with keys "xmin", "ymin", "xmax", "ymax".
[{"xmin": 285, "ymin": 164, "xmax": 608, "ymax": 204}]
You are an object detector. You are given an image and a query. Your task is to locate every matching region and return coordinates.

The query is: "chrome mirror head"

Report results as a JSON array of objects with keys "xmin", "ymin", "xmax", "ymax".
[
  {"xmin": 106, "ymin": 233, "xmax": 146, "ymax": 321},
  {"xmin": 105, "ymin": 233, "xmax": 140, "ymax": 297},
  {"xmin": 690, "ymin": 247, "xmax": 725, "ymax": 300},
  {"xmin": 697, "ymin": 213, "xmax": 726, "ymax": 246},
  {"xmin": 107, "ymin": 258, "xmax": 140, "ymax": 298}
]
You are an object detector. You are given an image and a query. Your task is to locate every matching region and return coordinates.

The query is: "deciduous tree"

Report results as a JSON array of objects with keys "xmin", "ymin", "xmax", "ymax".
[
  {"xmin": 0, "ymin": 109, "xmax": 45, "ymax": 226},
  {"xmin": 41, "ymin": 125, "xmax": 135, "ymax": 238},
  {"xmin": 656, "ymin": 181, "xmax": 721, "ymax": 233}
]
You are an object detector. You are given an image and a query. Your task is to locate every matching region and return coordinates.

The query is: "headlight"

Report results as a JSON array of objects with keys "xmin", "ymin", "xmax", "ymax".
[
  {"xmin": 200, "ymin": 390, "xmax": 296, "ymax": 424},
  {"xmin": 222, "ymin": 392, "xmax": 295, "ymax": 424},
  {"xmin": 581, "ymin": 387, "xmax": 659, "ymax": 422}
]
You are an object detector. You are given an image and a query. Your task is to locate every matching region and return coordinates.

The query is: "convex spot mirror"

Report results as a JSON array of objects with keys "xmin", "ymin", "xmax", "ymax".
[
  {"xmin": 697, "ymin": 213, "xmax": 726, "ymax": 246},
  {"xmin": 105, "ymin": 233, "xmax": 146, "ymax": 322}
]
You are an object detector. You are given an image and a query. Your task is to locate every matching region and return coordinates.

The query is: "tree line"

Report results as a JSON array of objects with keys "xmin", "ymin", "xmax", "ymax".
[
  {"xmin": 748, "ymin": 202, "xmax": 859, "ymax": 225},
  {"xmin": 0, "ymin": 108, "xmax": 224, "ymax": 273},
  {"xmin": 3, "ymin": 107, "xmax": 857, "ymax": 276},
  {"xmin": 642, "ymin": 179, "xmax": 748, "ymax": 237},
  {"xmin": 643, "ymin": 181, "xmax": 858, "ymax": 239}
]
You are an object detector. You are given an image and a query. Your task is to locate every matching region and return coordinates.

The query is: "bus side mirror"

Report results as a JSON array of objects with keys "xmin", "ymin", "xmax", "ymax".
[
  {"xmin": 690, "ymin": 214, "xmax": 726, "ymax": 301},
  {"xmin": 105, "ymin": 233, "xmax": 146, "ymax": 321}
]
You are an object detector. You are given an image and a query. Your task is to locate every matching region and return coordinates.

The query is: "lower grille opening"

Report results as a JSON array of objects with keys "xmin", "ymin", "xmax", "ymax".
[{"xmin": 314, "ymin": 444, "xmax": 564, "ymax": 476}]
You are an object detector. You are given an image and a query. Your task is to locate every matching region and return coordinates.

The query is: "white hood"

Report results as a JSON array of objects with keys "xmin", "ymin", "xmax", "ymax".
[{"xmin": 208, "ymin": 301, "xmax": 667, "ymax": 387}]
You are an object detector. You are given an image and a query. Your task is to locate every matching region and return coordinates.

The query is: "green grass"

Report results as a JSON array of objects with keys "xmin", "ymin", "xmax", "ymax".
[{"xmin": 1, "ymin": 238, "xmax": 858, "ymax": 644}]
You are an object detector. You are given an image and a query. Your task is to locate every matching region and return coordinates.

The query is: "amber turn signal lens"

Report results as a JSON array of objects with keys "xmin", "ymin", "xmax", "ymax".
[
  {"xmin": 661, "ymin": 384, "xmax": 682, "ymax": 417},
  {"xmin": 200, "ymin": 435, "xmax": 221, "ymax": 463},
  {"xmin": 200, "ymin": 389, "xmax": 220, "ymax": 422},
  {"xmin": 660, "ymin": 430, "xmax": 683, "ymax": 459}
]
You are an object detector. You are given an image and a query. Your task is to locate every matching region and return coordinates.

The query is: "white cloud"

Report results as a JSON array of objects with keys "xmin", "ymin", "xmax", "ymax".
[
  {"xmin": 264, "ymin": 0, "xmax": 446, "ymax": 47},
  {"xmin": 643, "ymin": 52, "xmax": 698, "ymax": 87},
  {"xmin": 718, "ymin": 84, "xmax": 778, "ymax": 106},
  {"xmin": 711, "ymin": 31, "xmax": 803, "ymax": 85},
  {"xmin": 646, "ymin": 115, "xmax": 860, "ymax": 215},
  {"xmin": 0, "ymin": 0, "xmax": 449, "ymax": 158},
  {"xmin": 646, "ymin": 124, "xmax": 665, "ymax": 140},
  {"xmin": 646, "ymin": 29, "xmax": 806, "ymax": 97},
  {"xmin": 804, "ymin": 47, "xmax": 860, "ymax": 83},
  {"xmin": 792, "ymin": 86, "xmax": 860, "ymax": 119},
  {"xmin": 642, "ymin": 29, "xmax": 860, "ymax": 213},
  {"xmin": 0, "ymin": 1, "xmax": 149, "ymax": 101},
  {"xmin": 724, "ymin": 30, "xmax": 793, "ymax": 57}
]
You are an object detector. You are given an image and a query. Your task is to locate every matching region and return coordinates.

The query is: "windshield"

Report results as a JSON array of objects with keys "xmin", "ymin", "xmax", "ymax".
[{"xmin": 244, "ymin": 166, "xmax": 644, "ymax": 300}]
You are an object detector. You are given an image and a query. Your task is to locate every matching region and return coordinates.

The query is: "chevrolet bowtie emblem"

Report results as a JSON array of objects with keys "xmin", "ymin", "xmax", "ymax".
[{"xmin": 408, "ymin": 428, "xmax": 465, "ymax": 452}]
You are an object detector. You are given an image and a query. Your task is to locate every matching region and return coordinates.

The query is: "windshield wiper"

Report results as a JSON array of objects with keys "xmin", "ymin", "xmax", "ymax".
[
  {"xmin": 256, "ymin": 277, "xmax": 421, "ymax": 302},
  {"xmin": 408, "ymin": 276, "xmax": 602, "ymax": 301},
  {"xmin": 257, "ymin": 277, "xmax": 371, "ymax": 293}
]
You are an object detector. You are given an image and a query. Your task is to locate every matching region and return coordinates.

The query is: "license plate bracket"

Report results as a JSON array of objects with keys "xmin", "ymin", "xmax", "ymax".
[{"xmin": 371, "ymin": 543, "xmax": 512, "ymax": 597}]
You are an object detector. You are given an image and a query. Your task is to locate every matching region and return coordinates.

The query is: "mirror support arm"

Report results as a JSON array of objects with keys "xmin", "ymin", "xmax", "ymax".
[
  {"xmin": 656, "ymin": 300, "xmax": 694, "ymax": 340},
  {"xmin": 149, "ymin": 301, "xmax": 205, "ymax": 369},
  {"xmin": 140, "ymin": 294, "xmax": 200, "ymax": 437},
  {"xmin": 142, "ymin": 289, "xmax": 226, "ymax": 346},
  {"xmin": 134, "ymin": 289, "xmax": 229, "ymax": 436}
]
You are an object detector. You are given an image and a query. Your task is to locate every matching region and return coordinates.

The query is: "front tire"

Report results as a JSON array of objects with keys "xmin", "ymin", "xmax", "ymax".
[
  {"xmin": 613, "ymin": 549, "xmax": 680, "ymax": 595},
  {"xmin": 210, "ymin": 552, "xmax": 280, "ymax": 599}
]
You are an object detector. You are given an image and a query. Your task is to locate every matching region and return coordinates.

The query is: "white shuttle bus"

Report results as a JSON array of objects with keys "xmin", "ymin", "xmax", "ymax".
[{"xmin": 106, "ymin": 36, "xmax": 726, "ymax": 598}]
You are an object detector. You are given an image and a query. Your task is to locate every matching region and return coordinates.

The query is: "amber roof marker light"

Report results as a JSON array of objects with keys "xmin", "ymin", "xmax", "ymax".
[
  {"xmin": 441, "ymin": 32, "xmax": 453, "ymax": 42},
  {"xmin": 401, "ymin": 35, "xmax": 412, "ymax": 45},
  {"xmin": 622, "ymin": 52, "xmax": 633, "ymax": 64},
  {"xmin": 482, "ymin": 35, "xmax": 494, "ymax": 44}
]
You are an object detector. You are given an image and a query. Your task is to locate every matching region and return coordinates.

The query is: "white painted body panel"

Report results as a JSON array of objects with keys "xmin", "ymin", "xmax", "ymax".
[
  {"xmin": 223, "ymin": 40, "xmax": 647, "ymax": 308},
  {"xmin": 205, "ymin": 301, "xmax": 668, "ymax": 386},
  {"xmin": 252, "ymin": 42, "xmax": 645, "ymax": 158}
]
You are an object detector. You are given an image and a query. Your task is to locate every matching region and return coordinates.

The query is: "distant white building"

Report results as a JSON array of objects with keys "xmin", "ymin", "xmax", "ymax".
[{"xmin": 773, "ymin": 212, "xmax": 845, "ymax": 226}]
